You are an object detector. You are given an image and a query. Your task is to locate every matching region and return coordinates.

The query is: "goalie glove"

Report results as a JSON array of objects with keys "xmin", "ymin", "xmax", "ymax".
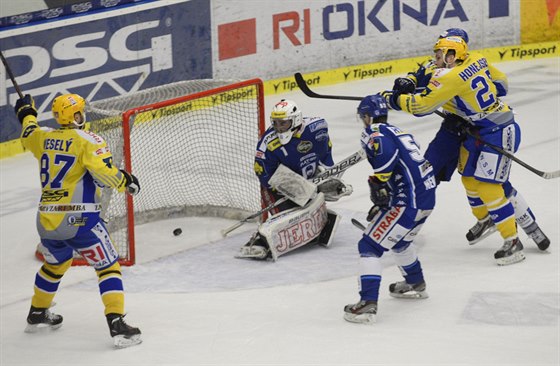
[
  {"xmin": 120, "ymin": 170, "xmax": 140, "ymax": 195},
  {"xmin": 316, "ymin": 178, "xmax": 353, "ymax": 202},
  {"xmin": 14, "ymin": 94, "xmax": 38, "ymax": 123}
]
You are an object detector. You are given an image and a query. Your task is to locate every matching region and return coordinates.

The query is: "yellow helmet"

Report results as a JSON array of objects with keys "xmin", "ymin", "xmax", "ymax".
[
  {"xmin": 52, "ymin": 94, "xmax": 86, "ymax": 127},
  {"xmin": 433, "ymin": 36, "xmax": 468, "ymax": 62}
]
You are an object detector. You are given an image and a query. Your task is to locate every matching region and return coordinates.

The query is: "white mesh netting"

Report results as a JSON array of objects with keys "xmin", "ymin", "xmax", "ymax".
[{"xmin": 82, "ymin": 79, "xmax": 265, "ymax": 264}]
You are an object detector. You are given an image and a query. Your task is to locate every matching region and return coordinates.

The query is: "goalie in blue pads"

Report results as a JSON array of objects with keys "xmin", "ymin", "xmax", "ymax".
[{"xmin": 237, "ymin": 99, "xmax": 350, "ymax": 261}]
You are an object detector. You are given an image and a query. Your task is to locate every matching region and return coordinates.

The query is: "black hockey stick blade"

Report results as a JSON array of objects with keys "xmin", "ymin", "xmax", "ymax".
[
  {"xmin": 351, "ymin": 218, "xmax": 366, "ymax": 231},
  {"xmin": 294, "ymin": 73, "xmax": 362, "ymax": 101}
]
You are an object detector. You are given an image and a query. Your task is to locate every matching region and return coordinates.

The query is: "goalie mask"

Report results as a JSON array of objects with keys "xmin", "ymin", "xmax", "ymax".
[
  {"xmin": 52, "ymin": 94, "xmax": 86, "ymax": 129},
  {"xmin": 357, "ymin": 94, "xmax": 388, "ymax": 127},
  {"xmin": 433, "ymin": 36, "xmax": 468, "ymax": 67},
  {"xmin": 270, "ymin": 99, "xmax": 303, "ymax": 145}
]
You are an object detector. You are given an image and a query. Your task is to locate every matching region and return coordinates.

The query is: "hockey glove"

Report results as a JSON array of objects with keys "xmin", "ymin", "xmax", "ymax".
[
  {"xmin": 441, "ymin": 113, "xmax": 470, "ymax": 138},
  {"xmin": 317, "ymin": 178, "xmax": 353, "ymax": 202},
  {"xmin": 14, "ymin": 94, "xmax": 38, "ymax": 123},
  {"xmin": 408, "ymin": 63, "xmax": 431, "ymax": 88},
  {"xmin": 121, "ymin": 170, "xmax": 140, "ymax": 195},
  {"xmin": 368, "ymin": 176, "xmax": 390, "ymax": 209},
  {"xmin": 392, "ymin": 77, "xmax": 416, "ymax": 94},
  {"xmin": 380, "ymin": 90, "xmax": 402, "ymax": 111},
  {"xmin": 366, "ymin": 205, "xmax": 381, "ymax": 222}
]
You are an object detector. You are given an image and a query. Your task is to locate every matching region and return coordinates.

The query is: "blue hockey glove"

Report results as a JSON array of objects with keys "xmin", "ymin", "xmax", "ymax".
[
  {"xmin": 368, "ymin": 176, "xmax": 390, "ymax": 209},
  {"xmin": 14, "ymin": 94, "xmax": 38, "ymax": 123},
  {"xmin": 380, "ymin": 90, "xmax": 402, "ymax": 111},
  {"xmin": 392, "ymin": 77, "xmax": 416, "ymax": 94},
  {"xmin": 121, "ymin": 170, "xmax": 140, "ymax": 195},
  {"xmin": 408, "ymin": 63, "xmax": 431, "ymax": 88}
]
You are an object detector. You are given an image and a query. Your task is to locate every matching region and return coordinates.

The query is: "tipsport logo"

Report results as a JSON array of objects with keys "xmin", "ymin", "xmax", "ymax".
[{"xmin": 1, "ymin": 20, "xmax": 173, "ymax": 122}]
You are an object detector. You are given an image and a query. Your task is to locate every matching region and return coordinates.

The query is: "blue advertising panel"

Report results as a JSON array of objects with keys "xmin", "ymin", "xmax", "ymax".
[{"xmin": 0, "ymin": 0, "xmax": 211, "ymax": 142}]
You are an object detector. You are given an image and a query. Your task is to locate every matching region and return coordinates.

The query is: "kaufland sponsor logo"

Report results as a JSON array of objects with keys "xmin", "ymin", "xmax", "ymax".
[
  {"xmin": 217, "ymin": 0, "xmax": 496, "ymax": 61},
  {"xmin": 1, "ymin": 20, "xmax": 173, "ymax": 122}
]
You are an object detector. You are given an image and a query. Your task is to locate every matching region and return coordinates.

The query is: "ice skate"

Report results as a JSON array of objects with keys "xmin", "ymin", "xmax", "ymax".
[
  {"xmin": 235, "ymin": 233, "xmax": 270, "ymax": 260},
  {"xmin": 389, "ymin": 280, "xmax": 429, "ymax": 299},
  {"xmin": 527, "ymin": 227, "xmax": 550, "ymax": 251},
  {"xmin": 343, "ymin": 300, "xmax": 377, "ymax": 324},
  {"xmin": 494, "ymin": 237, "xmax": 525, "ymax": 266},
  {"xmin": 24, "ymin": 306, "xmax": 63, "ymax": 333},
  {"xmin": 466, "ymin": 215, "xmax": 497, "ymax": 245},
  {"xmin": 107, "ymin": 314, "xmax": 142, "ymax": 348}
]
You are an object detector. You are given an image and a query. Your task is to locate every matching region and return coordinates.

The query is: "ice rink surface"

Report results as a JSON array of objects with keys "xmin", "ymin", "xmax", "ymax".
[{"xmin": 1, "ymin": 57, "xmax": 559, "ymax": 366}]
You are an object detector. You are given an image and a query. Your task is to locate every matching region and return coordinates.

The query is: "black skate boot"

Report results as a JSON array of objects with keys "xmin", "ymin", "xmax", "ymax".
[
  {"xmin": 466, "ymin": 215, "xmax": 497, "ymax": 245},
  {"xmin": 527, "ymin": 227, "xmax": 550, "ymax": 251},
  {"xmin": 494, "ymin": 237, "xmax": 525, "ymax": 266},
  {"xmin": 25, "ymin": 305, "xmax": 63, "ymax": 333},
  {"xmin": 343, "ymin": 300, "xmax": 377, "ymax": 324},
  {"xmin": 389, "ymin": 281, "xmax": 429, "ymax": 299},
  {"xmin": 107, "ymin": 313, "xmax": 142, "ymax": 348}
]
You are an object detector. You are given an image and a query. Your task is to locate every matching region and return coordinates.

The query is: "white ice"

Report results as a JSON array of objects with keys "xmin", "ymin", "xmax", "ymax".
[{"xmin": 1, "ymin": 57, "xmax": 559, "ymax": 366}]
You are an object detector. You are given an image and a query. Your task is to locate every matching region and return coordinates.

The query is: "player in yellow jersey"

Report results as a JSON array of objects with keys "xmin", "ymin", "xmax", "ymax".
[
  {"xmin": 381, "ymin": 36, "xmax": 525, "ymax": 265},
  {"xmin": 15, "ymin": 93, "xmax": 142, "ymax": 348},
  {"xmin": 391, "ymin": 28, "xmax": 549, "ymax": 252}
]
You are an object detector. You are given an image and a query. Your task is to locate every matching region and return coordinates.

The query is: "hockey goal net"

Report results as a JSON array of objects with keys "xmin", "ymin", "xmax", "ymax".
[{"xmin": 37, "ymin": 79, "xmax": 265, "ymax": 266}]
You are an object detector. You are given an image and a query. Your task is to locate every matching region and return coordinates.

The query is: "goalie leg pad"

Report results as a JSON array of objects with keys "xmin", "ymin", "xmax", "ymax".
[
  {"xmin": 259, "ymin": 193, "xmax": 328, "ymax": 260},
  {"xmin": 316, "ymin": 210, "xmax": 341, "ymax": 248}
]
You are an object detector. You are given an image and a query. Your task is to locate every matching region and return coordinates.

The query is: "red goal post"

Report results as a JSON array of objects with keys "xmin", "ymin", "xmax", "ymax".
[{"xmin": 36, "ymin": 79, "xmax": 266, "ymax": 266}]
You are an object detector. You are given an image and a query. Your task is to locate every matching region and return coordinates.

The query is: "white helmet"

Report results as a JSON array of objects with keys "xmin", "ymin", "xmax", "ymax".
[{"xmin": 270, "ymin": 99, "xmax": 303, "ymax": 145}]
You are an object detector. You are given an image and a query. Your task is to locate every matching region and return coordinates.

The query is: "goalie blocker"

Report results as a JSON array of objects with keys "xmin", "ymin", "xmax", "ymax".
[{"xmin": 236, "ymin": 193, "xmax": 341, "ymax": 261}]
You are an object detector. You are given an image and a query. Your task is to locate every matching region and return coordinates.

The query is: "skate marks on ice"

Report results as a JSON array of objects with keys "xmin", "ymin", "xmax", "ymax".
[{"xmin": 461, "ymin": 292, "xmax": 559, "ymax": 326}]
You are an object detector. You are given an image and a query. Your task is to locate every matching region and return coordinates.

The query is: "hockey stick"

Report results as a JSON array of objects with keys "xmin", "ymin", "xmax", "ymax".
[
  {"xmin": 0, "ymin": 51, "xmax": 24, "ymax": 98},
  {"xmin": 312, "ymin": 149, "xmax": 366, "ymax": 184},
  {"xmin": 221, "ymin": 197, "xmax": 289, "ymax": 237},
  {"xmin": 294, "ymin": 73, "xmax": 560, "ymax": 180},
  {"xmin": 221, "ymin": 149, "xmax": 366, "ymax": 237},
  {"xmin": 351, "ymin": 218, "xmax": 366, "ymax": 231}
]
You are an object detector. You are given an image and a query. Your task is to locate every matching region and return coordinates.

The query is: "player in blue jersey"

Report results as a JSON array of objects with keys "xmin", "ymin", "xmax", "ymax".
[
  {"xmin": 392, "ymin": 28, "xmax": 549, "ymax": 252},
  {"xmin": 382, "ymin": 32, "xmax": 532, "ymax": 265},
  {"xmin": 344, "ymin": 94, "xmax": 435, "ymax": 324},
  {"xmin": 15, "ymin": 93, "xmax": 142, "ymax": 348},
  {"xmin": 237, "ymin": 99, "xmax": 346, "ymax": 260}
]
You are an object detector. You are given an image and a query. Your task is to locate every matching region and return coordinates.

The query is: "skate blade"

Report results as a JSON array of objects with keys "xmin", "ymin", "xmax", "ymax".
[
  {"xmin": 468, "ymin": 226, "xmax": 497, "ymax": 245},
  {"xmin": 24, "ymin": 322, "xmax": 63, "ymax": 333},
  {"xmin": 389, "ymin": 291, "xmax": 429, "ymax": 299},
  {"xmin": 234, "ymin": 253, "xmax": 269, "ymax": 260},
  {"xmin": 113, "ymin": 334, "xmax": 142, "ymax": 349},
  {"xmin": 496, "ymin": 251, "xmax": 526, "ymax": 266},
  {"xmin": 343, "ymin": 312, "xmax": 376, "ymax": 324}
]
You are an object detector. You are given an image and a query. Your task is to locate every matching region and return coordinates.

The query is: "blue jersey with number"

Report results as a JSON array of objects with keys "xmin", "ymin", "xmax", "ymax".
[
  {"xmin": 20, "ymin": 114, "xmax": 128, "ymax": 240},
  {"xmin": 361, "ymin": 123, "xmax": 436, "ymax": 210},
  {"xmin": 254, "ymin": 117, "xmax": 334, "ymax": 189}
]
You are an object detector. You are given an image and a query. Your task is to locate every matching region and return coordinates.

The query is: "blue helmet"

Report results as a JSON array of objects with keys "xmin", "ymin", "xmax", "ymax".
[
  {"xmin": 357, "ymin": 94, "xmax": 388, "ymax": 125},
  {"xmin": 439, "ymin": 28, "xmax": 469, "ymax": 44}
]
